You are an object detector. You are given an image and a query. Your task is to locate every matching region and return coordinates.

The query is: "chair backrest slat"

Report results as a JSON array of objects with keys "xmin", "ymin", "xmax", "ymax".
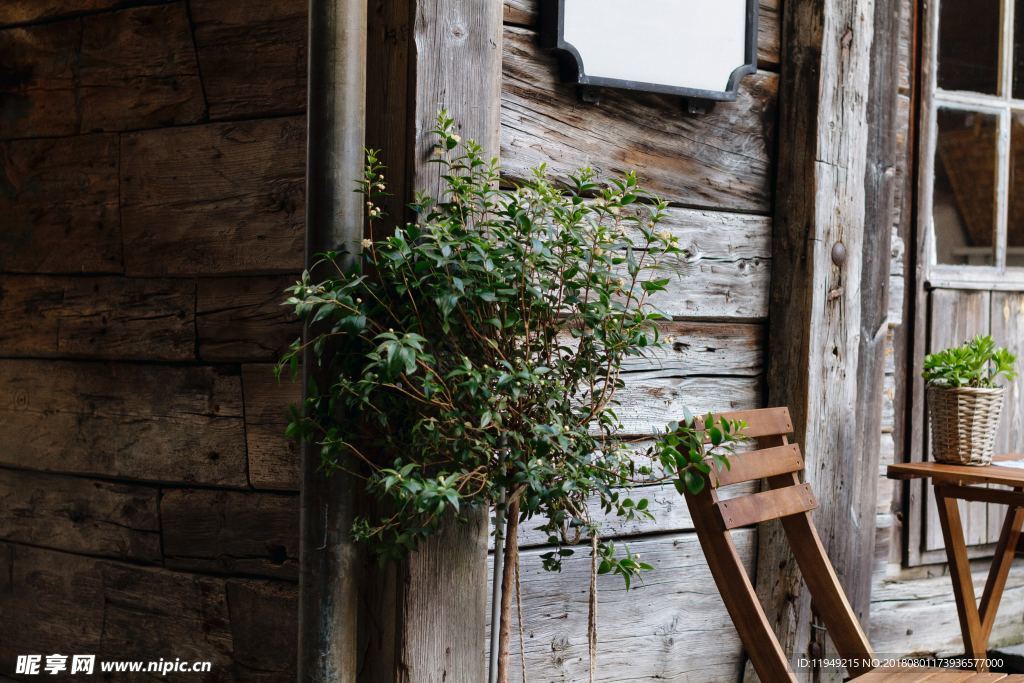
[
  {"xmin": 712, "ymin": 443, "xmax": 805, "ymax": 487},
  {"xmin": 715, "ymin": 482, "xmax": 817, "ymax": 529},
  {"xmin": 682, "ymin": 407, "xmax": 875, "ymax": 681}
]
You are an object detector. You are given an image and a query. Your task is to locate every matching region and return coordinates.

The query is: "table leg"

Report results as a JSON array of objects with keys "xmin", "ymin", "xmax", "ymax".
[
  {"xmin": 934, "ymin": 486, "xmax": 988, "ymax": 670},
  {"xmin": 979, "ymin": 490, "xmax": 1024, "ymax": 644}
]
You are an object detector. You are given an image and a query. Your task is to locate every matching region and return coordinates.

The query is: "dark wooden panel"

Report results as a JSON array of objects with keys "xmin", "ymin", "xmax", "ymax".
[
  {"xmin": 0, "ymin": 134, "xmax": 122, "ymax": 274},
  {"xmin": 121, "ymin": 118, "xmax": 305, "ymax": 276},
  {"xmin": 501, "ymin": 0, "xmax": 781, "ymax": 70},
  {"xmin": 79, "ymin": 3, "xmax": 205, "ymax": 131},
  {"xmin": 0, "ymin": 21, "xmax": 79, "ymax": 139},
  {"xmin": 0, "ymin": 0, "xmax": 171, "ymax": 27},
  {"xmin": 0, "ymin": 469, "xmax": 160, "ymax": 561},
  {"xmin": 0, "ymin": 542, "xmax": 297, "ymax": 677},
  {"xmin": 243, "ymin": 364, "xmax": 300, "ymax": 491},
  {"xmin": 162, "ymin": 489, "xmax": 299, "ymax": 579},
  {"xmin": 0, "ymin": 4, "xmax": 204, "ymax": 139},
  {"xmin": 0, "ymin": 360, "xmax": 248, "ymax": 486},
  {"xmin": 502, "ymin": 27, "xmax": 776, "ymax": 213},
  {"xmin": 197, "ymin": 275, "xmax": 300, "ymax": 362},
  {"xmin": 0, "ymin": 275, "xmax": 194, "ymax": 360},
  {"xmin": 191, "ymin": 0, "xmax": 307, "ymax": 119}
]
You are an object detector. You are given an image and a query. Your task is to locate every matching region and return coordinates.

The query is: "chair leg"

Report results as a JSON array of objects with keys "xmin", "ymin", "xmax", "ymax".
[{"xmin": 978, "ymin": 493, "xmax": 1024, "ymax": 644}]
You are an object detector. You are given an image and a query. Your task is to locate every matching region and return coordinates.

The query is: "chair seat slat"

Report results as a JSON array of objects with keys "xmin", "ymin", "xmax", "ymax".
[
  {"xmin": 711, "ymin": 444, "xmax": 805, "ymax": 487},
  {"xmin": 715, "ymin": 483, "xmax": 818, "ymax": 529},
  {"xmin": 712, "ymin": 407, "xmax": 793, "ymax": 439}
]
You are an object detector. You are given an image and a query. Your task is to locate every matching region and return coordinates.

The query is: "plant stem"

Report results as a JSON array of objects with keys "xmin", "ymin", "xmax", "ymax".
[{"xmin": 497, "ymin": 496, "xmax": 521, "ymax": 683}]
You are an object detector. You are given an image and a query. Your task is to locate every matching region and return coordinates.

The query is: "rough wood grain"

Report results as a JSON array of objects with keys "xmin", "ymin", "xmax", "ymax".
[
  {"xmin": 0, "ymin": 20, "xmax": 80, "ymax": 138},
  {"xmin": 501, "ymin": 0, "xmax": 781, "ymax": 70},
  {"xmin": 190, "ymin": 0, "xmax": 307, "ymax": 119},
  {"xmin": 0, "ymin": 0, "xmax": 137, "ymax": 27},
  {"xmin": 0, "ymin": 133, "xmax": 122, "ymax": 274},
  {"xmin": 620, "ymin": 322, "xmax": 764, "ymax": 377},
  {"xmin": 78, "ymin": 3, "xmax": 205, "ymax": 131},
  {"xmin": 487, "ymin": 531, "xmax": 756, "ymax": 682},
  {"xmin": 0, "ymin": 360, "xmax": 247, "ymax": 486},
  {"xmin": 758, "ymin": 0, "xmax": 881, "ymax": 677},
  {"xmin": 614, "ymin": 375, "xmax": 761, "ymax": 437},
  {"xmin": 0, "ymin": 542, "xmax": 297, "ymax": 679},
  {"xmin": 243, "ymin": 364, "xmax": 301, "ymax": 491},
  {"xmin": 162, "ymin": 489, "xmax": 299, "ymax": 580},
  {"xmin": 0, "ymin": 469, "xmax": 160, "ymax": 561},
  {"xmin": 197, "ymin": 275, "xmax": 300, "ymax": 362},
  {"xmin": 0, "ymin": 275, "xmax": 194, "ymax": 360},
  {"xmin": 502, "ymin": 26, "xmax": 777, "ymax": 213},
  {"xmin": 121, "ymin": 118, "xmax": 305, "ymax": 276}
]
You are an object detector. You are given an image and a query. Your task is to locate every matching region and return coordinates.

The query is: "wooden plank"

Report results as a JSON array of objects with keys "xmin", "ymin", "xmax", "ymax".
[
  {"xmin": 925, "ymin": 290, "xmax": 993, "ymax": 551},
  {"xmin": 191, "ymin": 0, "xmax": 307, "ymax": 119},
  {"xmin": 0, "ymin": 275, "xmax": 194, "ymax": 360},
  {"xmin": 0, "ymin": 360, "xmax": 248, "ymax": 486},
  {"xmin": 161, "ymin": 489, "xmax": 299, "ymax": 580},
  {"xmin": 197, "ymin": 275, "xmax": 301, "ymax": 362},
  {"xmin": 0, "ymin": 469, "xmax": 160, "ymax": 561},
  {"xmin": 717, "ymin": 483, "xmax": 818, "ymax": 529},
  {"xmin": 713, "ymin": 444, "xmax": 804, "ymax": 487},
  {"xmin": 0, "ymin": 542, "xmax": 296, "ymax": 676},
  {"xmin": 501, "ymin": 26, "xmax": 776, "ymax": 213},
  {"xmin": 0, "ymin": 0, "xmax": 138, "ymax": 27},
  {"xmin": 500, "ymin": 0, "xmax": 782, "ymax": 71},
  {"xmin": 120, "ymin": 117, "xmax": 305, "ymax": 276},
  {"xmin": 78, "ymin": 3, "xmax": 205, "ymax": 131},
  {"xmin": 716, "ymin": 406, "xmax": 793, "ymax": 439},
  {"xmin": 225, "ymin": 580, "xmax": 299, "ymax": 681},
  {"xmin": 871, "ymin": 562, "xmax": 1024, "ymax": 659},
  {"xmin": 619, "ymin": 322, "xmax": 764, "ymax": 377},
  {"xmin": 0, "ymin": 134, "xmax": 122, "ymax": 274},
  {"xmin": 243, "ymin": 364, "xmax": 301, "ymax": 491},
  {"xmin": 487, "ymin": 530, "xmax": 757, "ymax": 682},
  {"xmin": 890, "ymin": 461, "xmax": 1024, "ymax": 488},
  {"xmin": 758, "ymin": 0, "xmax": 883, "ymax": 673},
  {"xmin": 0, "ymin": 21, "xmax": 80, "ymax": 139},
  {"xmin": 613, "ymin": 375, "xmax": 761, "ymax": 437}
]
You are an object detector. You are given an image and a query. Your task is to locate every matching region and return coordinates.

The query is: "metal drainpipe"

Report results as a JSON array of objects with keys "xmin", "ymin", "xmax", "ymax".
[{"xmin": 298, "ymin": 0, "xmax": 366, "ymax": 680}]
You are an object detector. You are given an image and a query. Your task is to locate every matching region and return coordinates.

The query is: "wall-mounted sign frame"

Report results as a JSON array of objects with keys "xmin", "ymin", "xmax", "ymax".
[{"xmin": 541, "ymin": 0, "xmax": 759, "ymax": 104}]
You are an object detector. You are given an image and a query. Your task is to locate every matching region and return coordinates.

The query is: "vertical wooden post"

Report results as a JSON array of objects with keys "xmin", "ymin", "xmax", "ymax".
[
  {"xmin": 361, "ymin": 1, "xmax": 502, "ymax": 681},
  {"xmin": 758, "ymin": 0, "xmax": 897, "ymax": 676},
  {"xmin": 299, "ymin": 0, "xmax": 366, "ymax": 680}
]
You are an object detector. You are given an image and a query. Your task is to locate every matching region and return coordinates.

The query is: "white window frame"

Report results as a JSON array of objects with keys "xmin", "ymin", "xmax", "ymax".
[{"xmin": 920, "ymin": 0, "xmax": 1024, "ymax": 290}]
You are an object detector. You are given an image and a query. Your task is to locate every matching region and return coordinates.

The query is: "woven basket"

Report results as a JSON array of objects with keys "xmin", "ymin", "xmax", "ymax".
[{"xmin": 927, "ymin": 385, "xmax": 1005, "ymax": 466}]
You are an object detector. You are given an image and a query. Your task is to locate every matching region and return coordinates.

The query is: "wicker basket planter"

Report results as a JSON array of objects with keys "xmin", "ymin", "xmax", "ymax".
[{"xmin": 927, "ymin": 385, "xmax": 1005, "ymax": 466}]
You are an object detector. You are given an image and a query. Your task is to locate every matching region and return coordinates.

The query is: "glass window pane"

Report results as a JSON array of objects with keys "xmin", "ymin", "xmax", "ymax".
[
  {"xmin": 1009, "ymin": 112, "xmax": 1024, "ymax": 266},
  {"xmin": 934, "ymin": 108, "xmax": 998, "ymax": 266},
  {"xmin": 938, "ymin": 0, "xmax": 1001, "ymax": 95}
]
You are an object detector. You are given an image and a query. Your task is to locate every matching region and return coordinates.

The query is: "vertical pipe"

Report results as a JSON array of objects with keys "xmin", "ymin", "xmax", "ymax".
[{"xmin": 299, "ymin": 0, "xmax": 366, "ymax": 680}]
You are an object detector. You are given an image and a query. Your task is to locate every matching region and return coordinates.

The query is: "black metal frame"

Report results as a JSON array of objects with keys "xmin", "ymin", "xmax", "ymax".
[{"xmin": 540, "ymin": 0, "xmax": 759, "ymax": 102}]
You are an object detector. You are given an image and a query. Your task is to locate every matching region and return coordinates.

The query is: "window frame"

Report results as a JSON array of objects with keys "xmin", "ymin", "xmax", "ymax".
[{"xmin": 920, "ymin": 0, "xmax": 1023, "ymax": 289}]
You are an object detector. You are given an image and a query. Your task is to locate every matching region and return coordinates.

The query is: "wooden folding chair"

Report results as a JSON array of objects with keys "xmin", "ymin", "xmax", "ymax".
[{"xmin": 683, "ymin": 407, "xmax": 1024, "ymax": 682}]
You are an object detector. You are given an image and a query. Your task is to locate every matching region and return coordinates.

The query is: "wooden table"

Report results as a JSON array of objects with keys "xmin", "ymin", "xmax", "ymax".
[{"xmin": 888, "ymin": 456, "xmax": 1024, "ymax": 670}]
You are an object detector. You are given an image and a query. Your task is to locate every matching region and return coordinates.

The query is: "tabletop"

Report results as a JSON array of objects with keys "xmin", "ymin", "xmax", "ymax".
[{"xmin": 887, "ymin": 454, "xmax": 1024, "ymax": 488}]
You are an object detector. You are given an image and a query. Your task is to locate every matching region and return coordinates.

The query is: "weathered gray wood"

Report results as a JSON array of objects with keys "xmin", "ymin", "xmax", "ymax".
[
  {"xmin": 243, "ymin": 364, "xmax": 302, "ymax": 491},
  {"xmin": 197, "ymin": 275, "xmax": 301, "ymax": 362},
  {"xmin": 501, "ymin": 0, "xmax": 781, "ymax": 70},
  {"xmin": 0, "ymin": 134, "xmax": 122, "ymax": 274},
  {"xmin": 120, "ymin": 118, "xmax": 305, "ymax": 276},
  {"xmin": 759, "ymin": 0, "xmax": 881, "ymax": 677},
  {"xmin": 925, "ymin": 290, "xmax": 992, "ymax": 551},
  {"xmin": 870, "ymin": 561, "xmax": 1024, "ymax": 658},
  {"xmin": 486, "ymin": 530, "xmax": 756, "ymax": 682},
  {"xmin": 619, "ymin": 322, "xmax": 764, "ymax": 377},
  {"xmin": 0, "ymin": 470, "xmax": 160, "ymax": 561},
  {"xmin": 190, "ymin": 0, "xmax": 307, "ymax": 119},
  {"xmin": 362, "ymin": 2, "xmax": 500, "ymax": 680},
  {"xmin": 161, "ymin": 489, "xmax": 299, "ymax": 580},
  {"xmin": 614, "ymin": 375, "xmax": 760, "ymax": 437},
  {"xmin": 0, "ymin": 360, "xmax": 247, "ymax": 486},
  {"xmin": 0, "ymin": 542, "xmax": 297, "ymax": 678},
  {"xmin": 0, "ymin": 275, "xmax": 194, "ymax": 360},
  {"xmin": 501, "ymin": 27, "xmax": 777, "ymax": 213}
]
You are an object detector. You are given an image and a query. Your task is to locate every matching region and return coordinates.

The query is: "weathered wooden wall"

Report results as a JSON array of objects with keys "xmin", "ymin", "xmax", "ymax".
[{"xmin": 0, "ymin": 1, "xmax": 305, "ymax": 678}]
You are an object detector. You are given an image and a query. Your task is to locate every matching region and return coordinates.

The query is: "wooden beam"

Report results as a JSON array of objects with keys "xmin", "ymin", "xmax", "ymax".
[
  {"xmin": 760, "ymin": 0, "xmax": 890, "ymax": 677},
  {"xmin": 362, "ymin": 1, "xmax": 500, "ymax": 680}
]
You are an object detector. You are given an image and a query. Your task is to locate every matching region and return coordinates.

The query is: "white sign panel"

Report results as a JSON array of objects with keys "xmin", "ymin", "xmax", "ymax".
[{"xmin": 550, "ymin": 0, "xmax": 757, "ymax": 100}]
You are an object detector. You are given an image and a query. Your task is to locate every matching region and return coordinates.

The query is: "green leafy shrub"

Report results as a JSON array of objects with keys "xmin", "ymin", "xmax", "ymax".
[
  {"xmin": 923, "ymin": 335, "xmax": 1017, "ymax": 388},
  {"xmin": 280, "ymin": 111, "xmax": 743, "ymax": 582}
]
